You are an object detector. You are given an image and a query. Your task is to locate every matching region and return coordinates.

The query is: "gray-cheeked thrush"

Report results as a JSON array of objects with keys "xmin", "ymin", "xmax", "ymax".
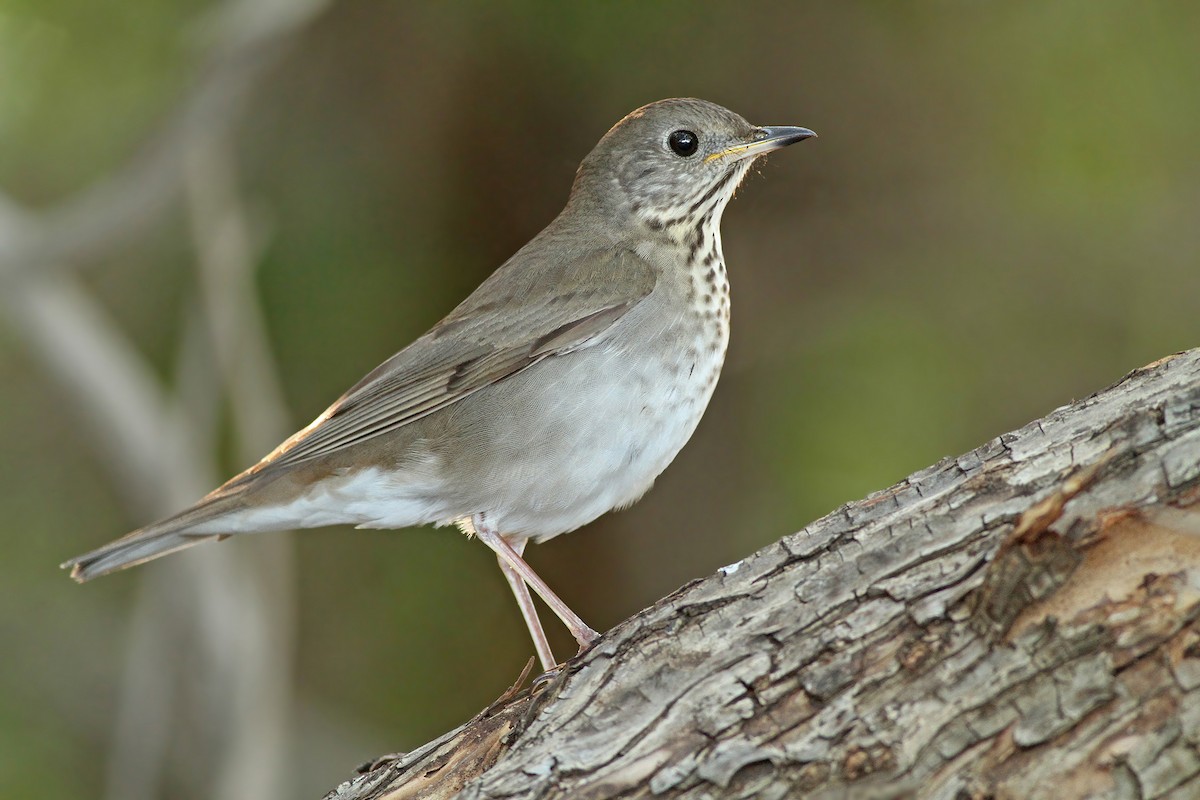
[{"xmin": 63, "ymin": 98, "xmax": 815, "ymax": 671}]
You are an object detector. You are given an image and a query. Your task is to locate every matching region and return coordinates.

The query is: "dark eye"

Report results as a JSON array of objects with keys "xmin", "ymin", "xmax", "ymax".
[{"xmin": 668, "ymin": 129, "xmax": 699, "ymax": 157}]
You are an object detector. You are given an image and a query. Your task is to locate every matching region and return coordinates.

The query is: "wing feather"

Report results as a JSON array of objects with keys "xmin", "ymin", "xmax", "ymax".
[{"xmin": 257, "ymin": 247, "xmax": 656, "ymax": 470}]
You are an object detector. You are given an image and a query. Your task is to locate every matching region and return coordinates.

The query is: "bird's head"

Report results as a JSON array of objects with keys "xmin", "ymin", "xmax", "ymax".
[{"xmin": 571, "ymin": 97, "xmax": 815, "ymax": 234}]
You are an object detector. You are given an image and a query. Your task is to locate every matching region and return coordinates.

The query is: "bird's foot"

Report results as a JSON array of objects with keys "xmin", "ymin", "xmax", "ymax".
[
  {"xmin": 571, "ymin": 623, "xmax": 600, "ymax": 653},
  {"xmin": 358, "ymin": 752, "xmax": 405, "ymax": 773}
]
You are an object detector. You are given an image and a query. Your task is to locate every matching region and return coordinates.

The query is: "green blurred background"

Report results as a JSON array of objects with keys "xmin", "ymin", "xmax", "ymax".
[{"xmin": 2, "ymin": 2, "xmax": 1198, "ymax": 798}]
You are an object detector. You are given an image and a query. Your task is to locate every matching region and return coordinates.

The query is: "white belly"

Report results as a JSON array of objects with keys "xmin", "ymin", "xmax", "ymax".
[{"xmin": 458, "ymin": 295, "xmax": 729, "ymax": 541}]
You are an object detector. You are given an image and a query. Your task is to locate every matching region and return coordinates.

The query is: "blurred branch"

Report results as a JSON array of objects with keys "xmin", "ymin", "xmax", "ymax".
[
  {"xmin": 0, "ymin": 1, "xmax": 330, "ymax": 799},
  {"xmin": 0, "ymin": 274, "xmax": 214, "ymax": 512},
  {"xmin": 183, "ymin": 134, "xmax": 297, "ymax": 800},
  {"xmin": 0, "ymin": 0, "xmax": 327, "ymax": 278},
  {"xmin": 329, "ymin": 349, "xmax": 1200, "ymax": 800},
  {"xmin": 184, "ymin": 137, "xmax": 292, "ymax": 446}
]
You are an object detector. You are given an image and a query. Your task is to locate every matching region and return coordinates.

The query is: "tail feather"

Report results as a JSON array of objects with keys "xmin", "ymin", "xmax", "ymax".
[{"xmin": 62, "ymin": 494, "xmax": 244, "ymax": 583}]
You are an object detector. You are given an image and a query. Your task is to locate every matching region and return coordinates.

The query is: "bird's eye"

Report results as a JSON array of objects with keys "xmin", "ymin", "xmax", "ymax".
[{"xmin": 668, "ymin": 129, "xmax": 699, "ymax": 157}]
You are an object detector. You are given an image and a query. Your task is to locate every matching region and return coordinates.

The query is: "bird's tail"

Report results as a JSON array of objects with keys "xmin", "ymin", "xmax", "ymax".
[{"xmin": 61, "ymin": 493, "xmax": 244, "ymax": 583}]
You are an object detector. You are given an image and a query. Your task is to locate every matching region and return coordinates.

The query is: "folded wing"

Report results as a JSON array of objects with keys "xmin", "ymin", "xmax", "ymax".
[{"xmin": 254, "ymin": 247, "xmax": 657, "ymax": 471}]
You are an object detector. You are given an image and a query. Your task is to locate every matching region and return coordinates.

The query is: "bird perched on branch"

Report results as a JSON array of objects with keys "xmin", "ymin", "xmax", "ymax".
[{"xmin": 64, "ymin": 98, "xmax": 815, "ymax": 672}]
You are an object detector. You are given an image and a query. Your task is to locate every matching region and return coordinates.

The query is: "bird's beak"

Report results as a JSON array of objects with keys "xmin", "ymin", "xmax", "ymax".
[{"xmin": 706, "ymin": 126, "xmax": 817, "ymax": 164}]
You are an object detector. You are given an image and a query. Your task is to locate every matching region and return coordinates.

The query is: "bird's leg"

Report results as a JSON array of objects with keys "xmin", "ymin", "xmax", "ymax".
[
  {"xmin": 495, "ymin": 537, "xmax": 558, "ymax": 672},
  {"xmin": 472, "ymin": 513, "xmax": 600, "ymax": 657}
]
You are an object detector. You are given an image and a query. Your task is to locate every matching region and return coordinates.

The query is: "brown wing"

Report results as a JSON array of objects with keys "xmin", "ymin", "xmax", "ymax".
[{"xmin": 255, "ymin": 246, "xmax": 656, "ymax": 470}]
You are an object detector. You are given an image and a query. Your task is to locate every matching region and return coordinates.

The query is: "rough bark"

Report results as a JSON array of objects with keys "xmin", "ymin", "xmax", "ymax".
[{"xmin": 327, "ymin": 349, "xmax": 1200, "ymax": 800}]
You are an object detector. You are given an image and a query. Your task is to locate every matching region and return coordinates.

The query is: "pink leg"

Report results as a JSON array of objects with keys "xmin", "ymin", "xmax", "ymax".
[
  {"xmin": 495, "ymin": 538, "xmax": 558, "ymax": 672},
  {"xmin": 472, "ymin": 513, "xmax": 600, "ymax": 657}
]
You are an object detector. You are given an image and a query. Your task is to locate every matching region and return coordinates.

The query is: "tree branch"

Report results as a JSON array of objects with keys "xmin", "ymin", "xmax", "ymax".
[{"xmin": 329, "ymin": 348, "xmax": 1200, "ymax": 800}]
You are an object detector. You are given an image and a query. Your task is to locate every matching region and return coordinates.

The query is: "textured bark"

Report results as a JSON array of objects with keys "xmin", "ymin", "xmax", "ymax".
[{"xmin": 327, "ymin": 349, "xmax": 1200, "ymax": 800}]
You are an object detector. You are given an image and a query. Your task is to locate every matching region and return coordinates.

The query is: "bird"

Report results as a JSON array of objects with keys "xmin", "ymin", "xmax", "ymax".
[{"xmin": 62, "ymin": 98, "xmax": 815, "ymax": 672}]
